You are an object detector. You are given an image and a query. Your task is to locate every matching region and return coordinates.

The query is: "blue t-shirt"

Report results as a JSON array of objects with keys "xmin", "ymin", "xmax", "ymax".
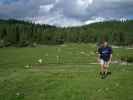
[{"xmin": 98, "ymin": 47, "xmax": 112, "ymax": 61}]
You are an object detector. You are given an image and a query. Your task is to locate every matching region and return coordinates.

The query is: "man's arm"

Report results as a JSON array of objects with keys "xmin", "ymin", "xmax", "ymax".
[
  {"xmin": 108, "ymin": 54, "xmax": 112, "ymax": 64},
  {"xmin": 108, "ymin": 47, "xmax": 113, "ymax": 64},
  {"xmin": 97, "ymin": 54, "xmax": 101, "ymax": 63},
  {"xmin": 97, "ymin": 48, "xmax": 101, "ymax": 63}
]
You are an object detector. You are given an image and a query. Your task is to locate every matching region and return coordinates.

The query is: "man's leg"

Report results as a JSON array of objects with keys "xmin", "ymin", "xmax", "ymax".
[
  {"xmin": 100, "ymin": 60, "xmax": 104, "ymax": 74},
  {"xmin": 106, "ymin": 62, "xmax": 111, "ymax": 75},
  {"xmin": 100, "ymin": 64, "xmax": 107, "ymax": 79},
  {"xmin": 100, "ymin": 64, "xmax": 104, "ymax": 74},
  {"xmin": 99, "ymin": 59, "xmax": 106, "ymax": 79},
  {"xmin": 104, "ymin": 64, "xmax": 108, "ymax": 75},
  {"xmin": 104, "ymin": 62, "xmax": 110, "ymax": 75}
]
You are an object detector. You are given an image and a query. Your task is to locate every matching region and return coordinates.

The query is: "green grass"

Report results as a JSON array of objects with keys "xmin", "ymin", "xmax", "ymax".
[{"xmin": 0, "ymin": 43, "xmax": 133, "ymax": 100}]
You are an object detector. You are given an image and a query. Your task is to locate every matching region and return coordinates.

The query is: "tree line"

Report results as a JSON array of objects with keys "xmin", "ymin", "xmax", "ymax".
[{"xmin": 0, "ymin": 19, "xmax": 133, "ymax": 47}]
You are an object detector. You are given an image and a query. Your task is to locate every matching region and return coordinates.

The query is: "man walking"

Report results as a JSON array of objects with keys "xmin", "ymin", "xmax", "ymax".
[{"xmin": 97, "ymin": 41, "xmax": 113, "ymax": 79}]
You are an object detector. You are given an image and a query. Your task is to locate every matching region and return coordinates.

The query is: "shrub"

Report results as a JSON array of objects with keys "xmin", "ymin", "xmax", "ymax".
[
  {"xmin": 0, "ymin": 40, "xmax": 12, "ymax": 47},
  {"xmin": 120, "ymin": 55, "xmax": 133, "ymax": 63},
  {"xmin": 18, "ymin": 40, "xmax": 29, "ymax": 47},
  {"xmin": 126, "ymin": 56, "xmax": 133, "ymax": 63},
  {"xmin": 0, "ymin": 40, "xmax": 4, "ymax": 48}
]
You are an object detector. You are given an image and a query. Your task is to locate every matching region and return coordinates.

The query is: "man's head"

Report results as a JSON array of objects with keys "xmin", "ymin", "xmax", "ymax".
[{"xmin": 103, "ymin": 41, "xmax": 108, "ymax": 47}]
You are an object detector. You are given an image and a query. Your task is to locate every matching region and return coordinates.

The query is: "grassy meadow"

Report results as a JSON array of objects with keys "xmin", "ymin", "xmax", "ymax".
[{"xmin": 0, "ymin": 43, "xmax": 133, "ymax": 100}]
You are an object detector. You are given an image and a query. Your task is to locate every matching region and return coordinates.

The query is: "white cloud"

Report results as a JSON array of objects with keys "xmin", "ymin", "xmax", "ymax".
[
  {"xmin": 84, "ymin": 17, "xmax": 105, "ymax": 25},
  {"xmin": 89, "ymin": 0, "xmax": 93, "ymax": 4},
  {"xmin": 33, "ymin": 13, "xmax": 83, "ymax": 27},
  {"xmin": 39, "ymin": 4, "xmax": 54, "ymax": 13},
  {"xmin": 0, "ymin": 0, "xmax": 133, "ymax": 27}
]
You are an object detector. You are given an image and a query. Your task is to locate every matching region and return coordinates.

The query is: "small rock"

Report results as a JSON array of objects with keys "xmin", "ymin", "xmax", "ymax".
[
  {"xmin": 24, "ymin": 65, "xmax": 30, "ymax": 68},
  {"xmin": 24, "ymin": 65, "xmax": 32, "ymax": 69},
  {"xmin": 16, "ymin": 92, "xmax": 20, "ymax": 96},
  {"xmin": 38, "ymin": 59, "xmax": 43, "ymax": 64},
  {"xmin": 97, "ymin": 89, "xmax": 102, "ymax": 92}
]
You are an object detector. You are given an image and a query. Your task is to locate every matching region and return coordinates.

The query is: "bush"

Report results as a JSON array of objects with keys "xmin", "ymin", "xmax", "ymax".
[
  {"xmin": 0, "ymin": 40, "xmax": 4, "ymax": 48},
  {"xmin": 120, "ymin": 55, "xmax": 133, "ymax": 63},
  {"xmin": 18, "ymin": 40, "xmax": 29, "ymax": 47},
  {"xmin": 0, "ymin": 40, "xmax": 12, "ymax": 47},
  {"xmin": 126, "ymin": 56, "xmax": 133, "ymax": 63},
  {"xmin": 30, "ymin": 42, "xmax": 37, "ymax": 47}
]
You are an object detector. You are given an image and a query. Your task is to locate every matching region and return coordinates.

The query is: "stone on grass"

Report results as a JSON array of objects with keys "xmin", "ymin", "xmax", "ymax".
[
  {"xmin": 16, "ymin": 92, "xmax": 20, "ymax": 96},
  {"xmin": 38, "ymin": 59, "xmax": 43, "ymax": 64}
]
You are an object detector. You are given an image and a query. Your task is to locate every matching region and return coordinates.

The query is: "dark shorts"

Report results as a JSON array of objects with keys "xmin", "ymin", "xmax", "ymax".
[{"xmin": 100, "ymin": 57, "xmax": 110, "ymax": 62}]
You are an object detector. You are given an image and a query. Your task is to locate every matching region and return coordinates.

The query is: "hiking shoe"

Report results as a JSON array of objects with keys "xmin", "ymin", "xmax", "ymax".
[
  {"xmin": 107, "ymin": 72, "xmax": 111, "ymax": 75},
  {"xmin": 101, "ymin": 75, "xmax": 105, "ymax": 79},
  {"xmin": 101, "ymin": 73, "xmax": 105, "ymax": 79},
  {"xmin": 100, "ymin": 72, "xmax": 102, "ymax": 75}
]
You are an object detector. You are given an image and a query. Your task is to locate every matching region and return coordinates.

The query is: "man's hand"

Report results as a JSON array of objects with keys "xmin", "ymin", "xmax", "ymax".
[
  {"xmin": 108, "ymin": 54, "xmax": 112, "ymax": 64},
  {"xmin": 97, "ymin": 54, "xmax": 101, "ymax": 64},
  {"xmin": 108, "ymin": 60, "xmax": 111, "ymax": 64}
]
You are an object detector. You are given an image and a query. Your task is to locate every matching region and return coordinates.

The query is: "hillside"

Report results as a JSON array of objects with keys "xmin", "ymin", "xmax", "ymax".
[{"xmin": 0, "ymin": 19, "xmax": 133, "ymax": 47}]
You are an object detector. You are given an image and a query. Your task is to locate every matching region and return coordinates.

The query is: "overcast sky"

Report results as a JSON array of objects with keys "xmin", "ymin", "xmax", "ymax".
[{"xmin": 0, "ymin": 0, "xmax": 133, "ymax": 27}]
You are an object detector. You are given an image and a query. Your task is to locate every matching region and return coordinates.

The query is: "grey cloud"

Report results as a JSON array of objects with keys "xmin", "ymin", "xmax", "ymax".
[
  {"xmin": 0, "ymin": 0, "xmax": 55, "ymax": 19},
  {"xmin": 0, "ymin": 0, "xmax": 133, "ymax": 26}
]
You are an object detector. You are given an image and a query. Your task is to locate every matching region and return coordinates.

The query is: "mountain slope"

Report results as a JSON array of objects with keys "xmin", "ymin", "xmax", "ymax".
[{"xmin": 0, "ymin": 19, "xmax": 133, "ymax": 47}]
